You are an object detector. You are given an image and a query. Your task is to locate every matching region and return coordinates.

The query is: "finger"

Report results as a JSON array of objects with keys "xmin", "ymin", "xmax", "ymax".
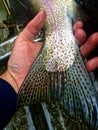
[
  {"xmin": 75, "ymin": 28, "xmax": 86, "ymax": 46},
  {"xmin": 85, "ymin": 57, "xmax": 98, "ymax": 72},
  {"xmin": 19, "ymin": 10, "xmax": 46, "ymax": 41},
  {"xmin": 80, "ymin": 33, "xmax": 98, "ymax": 58},
  {"xmin": 73, "ymin": 21, "xmax": 83, "ymax": 32}
]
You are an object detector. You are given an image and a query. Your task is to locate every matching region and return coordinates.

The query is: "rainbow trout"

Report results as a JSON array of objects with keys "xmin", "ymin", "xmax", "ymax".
[{"xmin": 15, "ymin": 0, "xmax": 98, "ymax": 129}]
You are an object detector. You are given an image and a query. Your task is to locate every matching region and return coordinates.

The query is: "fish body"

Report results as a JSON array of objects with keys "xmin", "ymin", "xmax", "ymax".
[{"xmin": 15, "ymin": 0, "xmax": 98, "ymax": 129}]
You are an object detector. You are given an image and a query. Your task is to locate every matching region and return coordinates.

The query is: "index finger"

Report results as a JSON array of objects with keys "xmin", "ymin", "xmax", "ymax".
[
  {"xmin": 73, "ymin": 21, "xmax": 83, "ymax": 32},
  {"xmin": 20, "ymin": 10, "xmax": 46, "ymax": 41}
]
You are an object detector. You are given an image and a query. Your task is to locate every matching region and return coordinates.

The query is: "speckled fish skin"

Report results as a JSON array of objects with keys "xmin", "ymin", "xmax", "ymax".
[{"xmin": 17, "ymin": 0, "xmax": 98, "ymax": 129}]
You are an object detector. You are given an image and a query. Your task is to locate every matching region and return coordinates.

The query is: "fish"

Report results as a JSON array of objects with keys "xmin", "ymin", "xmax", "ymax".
[{"xmin": 7, "ymin": 0, "xmax": 98, "ymax": 129}]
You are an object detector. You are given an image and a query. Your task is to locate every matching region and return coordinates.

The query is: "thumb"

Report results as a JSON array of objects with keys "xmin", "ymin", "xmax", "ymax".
[
  {"xmin": 19, "ymin": 10, "xmax": 46, "ymax": 41},
  {"xmin": 31, "ymin": 42, "xmax": 43, "ymax": 62}
]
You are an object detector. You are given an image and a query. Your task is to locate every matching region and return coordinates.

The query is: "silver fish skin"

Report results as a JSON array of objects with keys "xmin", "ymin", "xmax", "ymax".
[{"xmin": 16, "ymin": 0, "xmax": 98, "ymax": 129}]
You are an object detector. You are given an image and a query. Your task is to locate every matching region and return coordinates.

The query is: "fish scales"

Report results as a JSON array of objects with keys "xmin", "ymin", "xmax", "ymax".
[{"xmin": 17, "ymin": 0, "xmax": 98, "ymax": 129}]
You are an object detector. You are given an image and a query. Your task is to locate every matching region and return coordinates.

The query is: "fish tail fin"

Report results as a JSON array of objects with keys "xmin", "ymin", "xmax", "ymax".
[{"xmin": 50, "ymin": 64, "xmax": 98, "ymax": 129}]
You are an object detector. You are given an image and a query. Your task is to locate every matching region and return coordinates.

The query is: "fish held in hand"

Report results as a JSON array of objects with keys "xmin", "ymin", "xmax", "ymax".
[{"xmin": 15, "ymin": 0, "xmax": 98, "ymax": 129}]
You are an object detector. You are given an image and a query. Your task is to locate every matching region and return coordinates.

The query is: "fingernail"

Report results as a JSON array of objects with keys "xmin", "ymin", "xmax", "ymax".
[{"xmin": 37, "ymin": 10, "xmax": 46, "ymax": 22}]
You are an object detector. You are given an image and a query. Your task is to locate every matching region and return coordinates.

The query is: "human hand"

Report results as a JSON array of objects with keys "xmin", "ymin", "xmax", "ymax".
[
  {"xmin": 73, "ymin": 21, "xmax": 98, "ymax": 73},
  {"xmin": 0, "ymin": 10, "xmax": 46, "ymax": 93}
]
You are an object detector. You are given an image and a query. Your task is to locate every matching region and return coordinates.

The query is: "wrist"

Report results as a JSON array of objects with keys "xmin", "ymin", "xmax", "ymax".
[{"xmin": 0, "ymin": 71, "xmax": 19, "ymax": 93}]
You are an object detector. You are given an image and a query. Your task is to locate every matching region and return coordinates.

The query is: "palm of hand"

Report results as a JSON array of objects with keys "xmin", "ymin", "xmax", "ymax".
[
  {"xmin": 8, "ymin": 36, "xmax": 42, "ymax": 88},
  {"xmin": 0, "ymin": 11, "xmax": 46, "ymax": 92}
]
